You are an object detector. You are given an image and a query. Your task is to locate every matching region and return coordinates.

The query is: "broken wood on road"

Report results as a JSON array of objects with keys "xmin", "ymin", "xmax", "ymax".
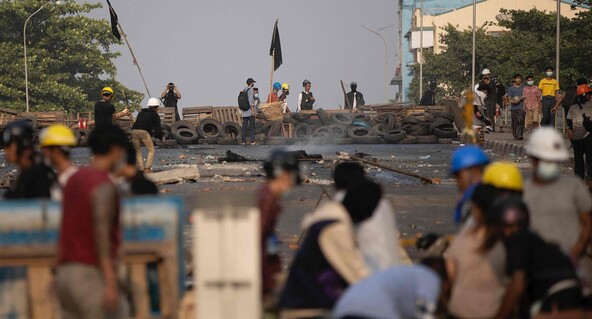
[{"xmin": 337, "ymin": 151, "xmax": 441, "ymax": 185}]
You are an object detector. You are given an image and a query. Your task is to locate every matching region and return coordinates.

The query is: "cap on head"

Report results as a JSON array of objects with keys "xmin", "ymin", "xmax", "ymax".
[
  {"xmin": 1, "ymin": 120, "xmax": 35, "ymax": 149},
  {"xmin": 482, "ymin": 69, "xmax": 491, "ymax": 75},
  {"xmin": 526, "ymin": 127, "xmax": 569, "ymax": 162},
  {"xmin": 482, "ymin": 162, "xmax": 523, "ymax": 192},
  {"xmin": 450, "ymin": 145, "xmax": 490, "ymax": 175},
  {"xmin": 263, "ymin": 149, "xmax": 301, "ymax": 183},
  {"xmin": 101, "ymin": 86, "xmax": 114, "ymax": 96},
  {"xmin": 39, "ymin": 124, "xmax": 77, "ymax": 147},
  {"xmin": 147, "ymin": 97, "xmax": 160, "ymax": 108},
  {"xmin": 302, "ymin": 79, "xmax": 311, "ymax": 87},
  {"xmin": 246, "ymin": 78, "xmax": 256, "ymax": 85},
  {"xmin": 350, "ymin": 82, "xmax": 357, "ymax": 87}
]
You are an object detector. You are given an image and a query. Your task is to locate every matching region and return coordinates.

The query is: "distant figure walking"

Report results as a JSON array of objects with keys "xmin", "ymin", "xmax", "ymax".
[
  {"xmin": 538, "ymin": 67, "xmax": 560, "ymax": 127},
  {"xmin": 297, "ymin": 79, "xmax": 315, "ymax": 112},
  {"xmin": 345, "ymin": 82, "xmax": 365, "ymax": 110},
  {"xmin": 161, "ymin": 82, "xmax": 182, "ymax": 121}
]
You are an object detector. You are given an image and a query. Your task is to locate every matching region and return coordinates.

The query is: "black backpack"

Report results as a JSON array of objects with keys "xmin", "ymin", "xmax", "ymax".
[{"xmin": 238, "ymin": 88, "xmax": 251, "ymax": 111}]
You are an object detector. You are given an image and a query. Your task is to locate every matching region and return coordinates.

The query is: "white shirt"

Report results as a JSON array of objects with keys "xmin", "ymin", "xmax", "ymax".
[
  {"xmin": 352, "ymin": 92, "xmax": 358, "ymax": 109},
  {"xmin": 296, "ymin": 90, "xmax": 312, "ymax": 112}
]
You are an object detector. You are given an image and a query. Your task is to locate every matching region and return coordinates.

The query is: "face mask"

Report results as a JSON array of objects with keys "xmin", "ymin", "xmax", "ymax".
[
  {"xmin": 254, "ymin": 93, "xmax": 259, "ymax": 98},
  {"xmin": 546, "ymin": 71, "xmax": 553, "ymax": 77},
  {"xmin": 527, "ymin": 81, "xmax": 534, "ymax": 86},
  {"xmin": 536, "ymin": 161, "xmax": 560, "ymax": 181}
]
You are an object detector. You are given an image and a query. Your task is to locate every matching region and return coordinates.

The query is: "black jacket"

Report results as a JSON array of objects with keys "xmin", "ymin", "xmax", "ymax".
[
  {"xmin": 94, "ymin": 100, "xmax": 115, "ymax": 128},
  {"xmin": 345, "ymin": 91, "xmax": 365, "ymax": 109},
  {"xmin": 132, "ymin": 108, "xmax": 163, "ymax": 139},
  {"xmin": 5, "ymin": 154, "xmax": 55, "ymax": 199}
]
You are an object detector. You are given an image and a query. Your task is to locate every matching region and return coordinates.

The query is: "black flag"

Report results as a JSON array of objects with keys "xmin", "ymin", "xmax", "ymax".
[
  {"xmin": 269, "ymin": 20, "xmax": 282, "ymax": 71},
  {"xmin": 106, "ymin": 0, "xmax": 121, "ymax": 41}
]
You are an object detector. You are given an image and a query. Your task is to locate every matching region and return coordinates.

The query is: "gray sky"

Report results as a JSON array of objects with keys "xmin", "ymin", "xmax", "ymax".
[{"xmin": 101, "ymin": 0, "xmax": 398, "ymax": 110}]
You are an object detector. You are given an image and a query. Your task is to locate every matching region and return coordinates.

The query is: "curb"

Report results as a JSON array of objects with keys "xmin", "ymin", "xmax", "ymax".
[{"xmin": 483, "ymin": 139, "xmax": 526, "ymax": 157}]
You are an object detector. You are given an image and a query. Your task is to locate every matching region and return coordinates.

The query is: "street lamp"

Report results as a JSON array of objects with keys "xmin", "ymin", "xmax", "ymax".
[
  {"xmin": 23, "ymin": 0, "xmax": 61, "ymax": 113},
  {"xmin": 362, "ymin": 25, "xmax": 388, "ymax": 103}
]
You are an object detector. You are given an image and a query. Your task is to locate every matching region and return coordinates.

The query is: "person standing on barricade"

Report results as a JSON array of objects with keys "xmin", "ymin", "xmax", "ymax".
[{"xmin": 297, "ymin": 79, "xmax": 315, "ymax": 112}]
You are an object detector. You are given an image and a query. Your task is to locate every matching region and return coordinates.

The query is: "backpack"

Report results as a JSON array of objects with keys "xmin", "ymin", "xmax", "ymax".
[{"xmin": 238, "ymin": 88, "xmax": 251, "ymax": 111}]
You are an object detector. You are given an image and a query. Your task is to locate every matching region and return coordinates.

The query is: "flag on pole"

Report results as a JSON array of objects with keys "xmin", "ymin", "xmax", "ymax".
[
  {"xmin": 106, "ymin": 0, "xmax": 121, "ymax": 41},
  {"xmin": 270, "ymin": 20, "xmax": 282, "ymax": 71}
]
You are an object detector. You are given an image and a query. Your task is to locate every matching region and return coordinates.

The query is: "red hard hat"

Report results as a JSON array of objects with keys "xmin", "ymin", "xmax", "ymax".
[{"xmin": 577, "ymin": 84, "xmax": 592, "ymax": 96}]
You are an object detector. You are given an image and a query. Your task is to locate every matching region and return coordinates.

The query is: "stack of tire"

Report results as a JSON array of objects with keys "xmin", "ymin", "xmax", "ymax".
[
  {"xmin": 170, "ymin": 119, "xmax": 241, "ymax": 145},
  {"xmin": 383, "ymin": 111, "xmax": 458, "ymax": 144}
]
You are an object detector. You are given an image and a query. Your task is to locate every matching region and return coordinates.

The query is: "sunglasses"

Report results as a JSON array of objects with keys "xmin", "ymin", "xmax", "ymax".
[{"xmin": 102, "ymin": 93, "xmax": 112, "ymax": 97}]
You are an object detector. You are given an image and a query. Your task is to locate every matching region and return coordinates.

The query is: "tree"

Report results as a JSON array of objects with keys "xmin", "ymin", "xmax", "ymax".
[
  {"xmin": 409, "ymin": 8, "xmax": 591, "ymax": 103},
  {"xmin": 0, "ymin": 0, "xmax": 143, "ymax": 113}
]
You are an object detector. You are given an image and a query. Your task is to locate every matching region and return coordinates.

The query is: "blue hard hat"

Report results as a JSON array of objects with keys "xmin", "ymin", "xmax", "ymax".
[
  {"xmin": 273, "ymin": 82, "xmax": 281, "ymax": 90},
  {"xmin": 450, "ymin": 145, "xmax": 490, "ymax": 175}
]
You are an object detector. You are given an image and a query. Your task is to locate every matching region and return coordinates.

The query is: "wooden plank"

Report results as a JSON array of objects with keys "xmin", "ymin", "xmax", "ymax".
[
  {"xmin": 130, "ymin": 263, "xmax": 151, "ymax": 319},
  {"xmin": 27, "ymin": 266, "xmax": 55, "ymax": 319}
]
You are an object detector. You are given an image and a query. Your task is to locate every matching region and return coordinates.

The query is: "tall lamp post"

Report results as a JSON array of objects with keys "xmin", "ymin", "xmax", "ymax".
[
  {"xmin": 24, "ymin": 0, "xmax": 61, "ymax": 113},
  {"xmin": 362, "ymin": 25, "xmax": 388, "ymax": 103}
]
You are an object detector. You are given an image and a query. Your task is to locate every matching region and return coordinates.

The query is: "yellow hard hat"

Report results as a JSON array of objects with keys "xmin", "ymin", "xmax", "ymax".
[
  {"xmin": 101, "ymin": 86, "xmax": 114, "ymax": 95},
  {"xmin": 39, "ymin": 124, "xmax": 77, "ymax": 147},
  {"xmin": 281, "ymin": 83, "xmax": 290, "ymax": 90},
  {"xmin": 482, "ymin": 162, "xmax": 523, "ymax": 192}
]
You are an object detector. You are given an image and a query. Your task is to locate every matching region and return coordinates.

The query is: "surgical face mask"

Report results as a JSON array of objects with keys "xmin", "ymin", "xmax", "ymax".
[
  {"xmin": 536, "ymin": 161, "xmax": 560, "ymax": 181},
  {"xmin": 254, "ymin": 93, "xmax": 259, "ymax": 98},
  {"xmin": 546, "ymin": 71, "xmax": 553, "ymax": 77},
  {"xmin": 527, "ymin": 80, "xmax": 534, "ymax": 86}
]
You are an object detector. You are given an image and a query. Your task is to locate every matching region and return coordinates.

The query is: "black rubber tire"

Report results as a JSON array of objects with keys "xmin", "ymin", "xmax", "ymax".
[
  {"xmin": 316, "ymin": 108, "xmax": 331, "ymax": 125},
  {"xmin": 217, "ymin": 137, "xmax": 239, "ymax": 145},
  {"xmin": 410, "ymin": 112, "xmax": 433, "ymax": 123},
  {"xmin": 434, "ymin": 127, "xmax": 459, "ymax": 138},
  {"xmin": 379, "ymin": 113, "xmax": 397, "ymax": 131},
  {"xmin": 313, "ymin": 126, "xmax": 332, "ymax": 138},
  {"xmin": 397, "ymin": 136, "xmax": 417, "ymax": 144},
  {"xmin": 402, "ymin": 116, "xmax": 420, "ymax": 125},
  {"xmin": 161, "ymin": 129, "xmax": 173, "ymax": 140},
  {"xmin": 263, "ymin": 120, "xmax": 283, "ymax": 137},
  {"xmin": 220, "ymin": 121, "xmax": 241, "ymax": 138},
  {"xmin": 416, "ymin": 135, "xmax": 439, "ymax": 144},
  {"xmin": 304, "ymin": 118, "xmax": 323, "ymax": 126},
  {"xmin": 372, "ymin": 124, "xmax": 386, "ymax": 136},
  {"xmin": 384, "ymin": 129, "xmax": 407, "ymax": 143},
  {"xmin": 71, "ymin": 129, "xmax": 81, "ymax": 146},
  {"xmin": 174, "ymin": 128, "xmax": 198, "ymax": 144},
  {"xmin": 171, "ymin": 120, "xmax": 195, "ymax": 135},
  {"xmin": 432, "ymin": 112, "xmax": 455, "ymax": 122},
  {"xmin": 294, "ymin": 123, "xmax": 313, "ymax": 139},
  {"xmin": 331, "ymin": 113, "xmax": 354, "ymax": 126},
  {"xmin": 429, "ymin": 118, "xmax": 453, "ymax": 133},
  {"xmin": 352, "ymin": 113, "xmax": 371, "ymax": 122},
  {"xmin": 351, "ymin": 120, "xmax": 372, "ymax": 128},
  {"xmin": 197, "ymin": 119, "xmax": 222, "ymax": 138},
  {"xmin": 161, "ymin": 124, "xmax": 171, "ymax": 131},
  {"xmin": 282, "ymin": 115, "xmax": 299, "ymax": 125},
  {"xmin": 353, "ymin": 136, "xmax": 384, "ymax": 144},
  {"xmin": 291, "ymin": 113, "xmax": 311, "ymax": 122},
  {"xmin": 407, "ymin": 124, "xmax": 429, "ymax": 136},
  {"xmin": 77, "ymin": 129, "xmax": 90, "ymax": 147},
  {"xmin": 347, "ymin": 126, "xmax": 372, "ymax": 138},
  {"xmin": 328, "ymin": 123, "xmax": 347, "ymax": 138}
]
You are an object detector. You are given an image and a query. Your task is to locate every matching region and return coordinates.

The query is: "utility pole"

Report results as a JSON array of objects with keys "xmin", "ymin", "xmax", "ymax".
[{"xmin": 419, "ymin": 0, "xmax": 423, "ymax": 102}]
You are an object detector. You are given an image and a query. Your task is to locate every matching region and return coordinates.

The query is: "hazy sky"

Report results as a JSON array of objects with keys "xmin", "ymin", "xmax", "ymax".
[{"xmin": 98, "ymin": 0, "xmax": 398, "ymax": 110}]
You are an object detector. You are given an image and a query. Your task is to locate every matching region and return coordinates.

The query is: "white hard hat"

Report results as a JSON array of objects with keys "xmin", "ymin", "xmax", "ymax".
[
  {"xmin": 146, "ymin": 97, "xmax": 160, "ymax": 108},
  {"xmin": 525, "ymin": 127, "xmax": 569, "ymax": 162},
  {"xmin": 482, "ymin": 69, "xmax": 491, "ymax": 75}
]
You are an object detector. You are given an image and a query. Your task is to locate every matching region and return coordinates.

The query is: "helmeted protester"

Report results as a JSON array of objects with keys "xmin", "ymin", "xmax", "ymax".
[
  {"xmin": 567, "ymin": 84, "xmax": 592, "ymax": 181},
  {"xmin": 523, "ymin": 127, "xmax": 592, "ymax": 294},
  {"xmin": 267, "ymin": 82, "xmax": 281, "ymax": 103},
  {"xmin": 278, "ymin": 180, "xmax": 375, "ymax": 319},
  {"xmin": 333, "ymin": 257, "xmax": 448, "ymax": 319},
  {"xmin": 131, "ymin": 97, "xmax": 163, "ymax": 174},
  {"xmin": 333, "ymin": 161, "xmax": 402, "ymax": 272},
  {"xmin": 488, "ymin": 197, "xmax": 584, "ymax": 319},
  {"xmin": 56, "ymin": 124, "xmax": 129, "ymax": 318},
  {"xmin": 279, "ymin": 83, "xmax": 291, "ymax": 113},
  {"xmin": 297, "ymin": 79, "xmax": 315, "ymax": 112},
  {"xmin": 259, "ymin": 150, "xmax": 301, "ymax": 303},
  {"xmin": 450, "ymin": 145, "xmax": 490, "ymax": 226},
  {"xmin": 2, "ymin": 120, "xmax": 55, "ymax": 199},
  {"xmin": 39, "ymin": 124, "xmax": 78, "ymax": 201},
  {"xmin": 345, "ymin": 82, "xmax": 365, "ymax": 110},
  {"xmin": 93, "ymin": 86, "xmax": 130, "ymax": 129}
]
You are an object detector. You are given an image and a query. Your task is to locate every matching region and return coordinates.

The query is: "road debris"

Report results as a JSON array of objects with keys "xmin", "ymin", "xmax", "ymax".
[
  {"xmin": 145, "ymin": 165, "xmax": 200, "ymax": 185},
  {"xmin": 217, "ymin": 150, "xmax": 251, "ymax": 163}
]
